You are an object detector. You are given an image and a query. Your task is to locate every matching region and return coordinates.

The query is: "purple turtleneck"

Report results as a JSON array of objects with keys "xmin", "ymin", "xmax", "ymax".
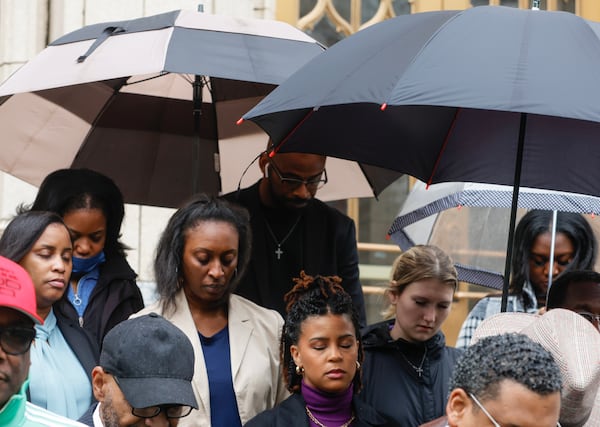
[{"xmin": 302, "ymin": 380, "xmax": 354, "ymax": 427}]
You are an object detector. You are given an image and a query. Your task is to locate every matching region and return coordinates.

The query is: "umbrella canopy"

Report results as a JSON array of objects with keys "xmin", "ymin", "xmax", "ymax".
[
  {"xmin": 0, "ymin": 9, "xmax": 400, "ymax": 207},
  {"xmin": 243, "ymin": 6, "xmax": 600, "ymax": 196},
  {"xmin": 242, "ymin": 6, "xmax": 600, "ymax": 309},
  {"xmin": 389, "ymin": 180, "xmax": 600, "ymax": 289}
]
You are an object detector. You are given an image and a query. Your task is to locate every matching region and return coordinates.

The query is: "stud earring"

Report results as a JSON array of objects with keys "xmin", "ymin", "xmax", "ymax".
[
  {"xmin": 356, "ymin": 361, "xmax": 361, "ymax": 370},
  {"xmin": 295, "ymin": 365, "xmax": 304, "ymax": 375}
]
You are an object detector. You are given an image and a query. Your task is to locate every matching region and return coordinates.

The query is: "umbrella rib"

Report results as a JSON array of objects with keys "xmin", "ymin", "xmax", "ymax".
[
  {"xmin": 357, "ymin": 163, "xmax": 379, "ymax": 201},
  {"xmin": 74, "ymin": 81, "xmax": 127, "ymax": 165},
  {"xmin": 123, "ymin": 72, "xmax": 170, "ymax": 87},
  {"xmin": 427, "ymin": 107, "xmax": 460, "ymax": 188},
  {"xmin": 269, "ymin": 109, "xmax": 315, "ymax": 157}
]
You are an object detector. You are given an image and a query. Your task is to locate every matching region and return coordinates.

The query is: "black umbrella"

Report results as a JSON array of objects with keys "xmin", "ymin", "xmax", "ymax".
[{"xmin": 242, "ymin": 6, "xmax": 600, "ymax": 310}]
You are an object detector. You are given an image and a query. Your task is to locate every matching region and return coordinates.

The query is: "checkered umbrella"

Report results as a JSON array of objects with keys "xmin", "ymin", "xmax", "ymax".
[{"xmin": 388, "ymin": 181, "xmax": 600, "ymax": 289}]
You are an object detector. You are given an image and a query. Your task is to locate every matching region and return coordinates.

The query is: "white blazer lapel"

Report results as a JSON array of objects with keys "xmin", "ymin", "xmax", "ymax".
[
  {"xmin": 167, "ymin": 291, "xmax": 211, "ymax": 420},
  {"xmin": 228, "ymin": 295, "xmax": 254, "ymax": 380}
]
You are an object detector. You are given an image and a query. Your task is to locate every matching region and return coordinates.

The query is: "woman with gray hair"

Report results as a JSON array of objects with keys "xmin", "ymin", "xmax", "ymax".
[{"xmin": 359, "ymin": 245, "xmax": 462, "ymax": 427}]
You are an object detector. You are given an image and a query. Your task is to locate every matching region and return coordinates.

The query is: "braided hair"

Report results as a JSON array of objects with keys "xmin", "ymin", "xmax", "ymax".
[{"xmin": 281, "ymin": 271, "xmax": 363, "ymax": 393}]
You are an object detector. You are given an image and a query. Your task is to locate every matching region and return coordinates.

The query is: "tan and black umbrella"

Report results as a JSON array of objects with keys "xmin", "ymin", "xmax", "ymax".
[{"xmin": 0, "ymin": 9, "xmax": 400, "ymax": 207}]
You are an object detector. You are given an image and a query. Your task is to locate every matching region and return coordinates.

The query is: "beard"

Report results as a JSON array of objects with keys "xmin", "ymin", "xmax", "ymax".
[
  {"xmin": 267, "ymin": 181, "xmax": 313, "ymax": 211},
  {"xmin": 99, "ymin": 396, "xmax": 122, "ymax": 427}
]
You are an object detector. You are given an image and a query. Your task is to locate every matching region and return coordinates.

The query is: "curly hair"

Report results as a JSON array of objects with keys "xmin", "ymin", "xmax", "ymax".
[
  {"xmin": 383, "ymin": 245, "xmax": 458, "ymax": 319},
  {"xmin": 450, "ymin": 333, "xmax": 562, "ymax": 401},
  {"xmin": 154, "ymin": 195, "xmax": 251, "ymax": 314},
  {"xmin": 510, "ymin": 210, "xmax": 597, "ymax": 295},
  {"xmin": 281, "ymin": 271, "xmax": 363, "ymax": 394}
]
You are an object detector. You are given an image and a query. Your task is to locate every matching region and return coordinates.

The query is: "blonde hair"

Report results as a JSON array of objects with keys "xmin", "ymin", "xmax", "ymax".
[{"xmin": 382, "ymin": 245, "xmax": 458, "ymax": 319}]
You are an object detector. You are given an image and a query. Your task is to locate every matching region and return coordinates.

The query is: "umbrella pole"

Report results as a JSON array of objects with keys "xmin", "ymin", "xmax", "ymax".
[
  {"xmin": 193, "ymin": 75, "xmax": 203, "ymax": 195},
  {"xmin": 546, "ymin": 210, "xmax": 558, "ymax": 303},
  {"xmin": 501, "ymin": 112, "xmax": 527, "ymax": 312}
]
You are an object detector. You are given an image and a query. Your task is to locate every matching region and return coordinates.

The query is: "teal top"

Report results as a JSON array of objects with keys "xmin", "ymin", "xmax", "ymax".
[{"xmin": 0, "ymin": 380, "xmax": 86, "ymax": 426}]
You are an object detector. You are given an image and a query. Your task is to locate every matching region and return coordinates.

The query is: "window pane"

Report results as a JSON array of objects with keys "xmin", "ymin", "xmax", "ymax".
[{"xmin": 300, "ymin": 0, "xmax": 411, "ymax": 47}]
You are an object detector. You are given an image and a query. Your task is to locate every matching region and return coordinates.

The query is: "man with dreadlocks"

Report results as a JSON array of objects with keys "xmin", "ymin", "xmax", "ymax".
[{"xmin": 245, "ymin": 271, "xmax": 396, "ymax": 427}]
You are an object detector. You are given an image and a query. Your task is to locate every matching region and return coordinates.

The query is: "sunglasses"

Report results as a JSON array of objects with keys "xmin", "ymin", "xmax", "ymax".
[
  {"xmin": 111, "ymin": 374, "xmax": 193, "ymax": 419},
  {"xmin": 0, "ymin": 326, "xmax": 36, "ymax": 355}
]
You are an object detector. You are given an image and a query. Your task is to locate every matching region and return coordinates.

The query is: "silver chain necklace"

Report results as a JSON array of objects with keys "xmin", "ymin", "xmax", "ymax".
[
  {"xmin": 305, "ymin": 406, "xmax": 355, "ymax": 427},
  {"xmin": 401, "ymin": 346, "xmax": 428, "ymax": 377},
  {"xmin": 263, "ymin": 214, "xmax": 302, "ymax": 260}
]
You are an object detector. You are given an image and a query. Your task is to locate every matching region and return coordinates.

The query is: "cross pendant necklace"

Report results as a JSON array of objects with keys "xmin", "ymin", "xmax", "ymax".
[
  {"xmin": 275, "ymin": 246, "xmax": 284, "ymax": 259},
  {"xmin": 264, "ymin": 214, "xmax": 302, "ymax": 260},
  {"xmin": 401, "ymin": 346, "xmax": 427, "ymax": 378}
]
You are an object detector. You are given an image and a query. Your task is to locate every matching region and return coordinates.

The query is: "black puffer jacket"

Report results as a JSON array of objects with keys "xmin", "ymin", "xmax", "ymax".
[
  {"xmin": 54, "ymin": 254, "xmax": 144, "ymax": 349},
  {"xmin": 359, "ymin": 320, "xmax": 462, "ymax": 427}
]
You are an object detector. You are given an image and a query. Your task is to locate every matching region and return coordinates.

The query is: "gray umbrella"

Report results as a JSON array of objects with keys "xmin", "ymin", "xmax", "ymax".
[{"xmin": 242, "ymin": 6, "xmax": 600, "ymax": 310}]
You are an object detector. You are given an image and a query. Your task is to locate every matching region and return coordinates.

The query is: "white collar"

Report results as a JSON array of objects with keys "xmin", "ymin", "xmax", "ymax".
[{"xmin": 93, "ymin": 403, "xmax": 103, "ymax": 427}]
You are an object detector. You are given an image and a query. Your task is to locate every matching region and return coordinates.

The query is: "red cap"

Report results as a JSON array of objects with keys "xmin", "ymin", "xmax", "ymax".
[{"xmin": 0, "ymin": 256, "xmax": 43, "ymax": 324}]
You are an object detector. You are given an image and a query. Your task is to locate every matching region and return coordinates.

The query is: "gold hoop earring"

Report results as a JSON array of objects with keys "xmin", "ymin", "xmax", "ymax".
[{"xmin": 295, "ymin": 365, "xmax": 304, "ymax": 375}]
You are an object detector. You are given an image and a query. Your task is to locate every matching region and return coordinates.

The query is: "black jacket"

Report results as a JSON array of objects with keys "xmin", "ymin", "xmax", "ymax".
[
  {"xmin": 78, "ymin": 401, "xmax": 96, "ymax": 426},
  {"xmin": 224, "ymin": 181, "xmax": 366, "ymax": 326},
  {"xmin": 57, "ymin": 311, "xmax": 99, "ymax": 382},
  {"xmin": 244, "ymin": 393, "xmax": 398, "ymax": 427},
  {"xmin": 359, "ymin": 320, "xmax": 463, "ymax": 427},
  {"xmin": 54, "ymin": 254, "xmax": 144, "ymax": 348}
]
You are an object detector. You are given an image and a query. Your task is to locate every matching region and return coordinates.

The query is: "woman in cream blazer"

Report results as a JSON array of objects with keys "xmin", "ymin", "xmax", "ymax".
[{"xmin": 134, "ymin": 196, "xmax": 288, "ymax": 426}]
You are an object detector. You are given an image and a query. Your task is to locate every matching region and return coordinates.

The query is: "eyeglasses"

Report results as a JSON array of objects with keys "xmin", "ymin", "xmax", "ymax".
[
  {"xmin": 268, "ymin": 160, "xmax": 327, "ymax": 191},
  {"xmin": 110, "ymin": 375, "xmax": 193, "ymax": 419},
  {"xmin": 0, "ymin": 326, "xmax": 36, "ymax": 355},
  {"xmin": 576, "ymin": 311, "xmax": 600, "ymax": 329},
  {"xmin": 131, "ymin": 405, "xmax": 193, "ymax": 419},
  {"xmin": 469, "ymin": 393, "xmax": 561, "ymax": 427}
]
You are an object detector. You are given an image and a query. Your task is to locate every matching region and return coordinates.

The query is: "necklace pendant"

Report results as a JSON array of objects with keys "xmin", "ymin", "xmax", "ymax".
[
  {"xmin": 305, "ymin": 406, "xmax": 355, "ymax": 427},
  {"xmin": 275, "ymin": 246, "xmax": 283, "ymax": 260},
  {"xmin": 264, "ymin": 214, "xmax": 303, "ymax": 261},
  {"xmin": 415, "ymin": 367, "xmax": 423, "ymax": 377}
]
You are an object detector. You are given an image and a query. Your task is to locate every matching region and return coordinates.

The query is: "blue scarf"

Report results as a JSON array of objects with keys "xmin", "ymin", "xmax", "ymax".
[
  {"xmin": 72, "ymin": 251, "xmax": 105, "ymax": 274},
  {"xmin": 29, "ymin": 309, "xmax": 92, "ymax": 419}
]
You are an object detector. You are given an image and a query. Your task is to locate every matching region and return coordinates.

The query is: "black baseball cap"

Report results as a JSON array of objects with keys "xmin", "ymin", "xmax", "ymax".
[{"xmin": 100, "ymin": 313, "xmax": 198, "ymax": 409}]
